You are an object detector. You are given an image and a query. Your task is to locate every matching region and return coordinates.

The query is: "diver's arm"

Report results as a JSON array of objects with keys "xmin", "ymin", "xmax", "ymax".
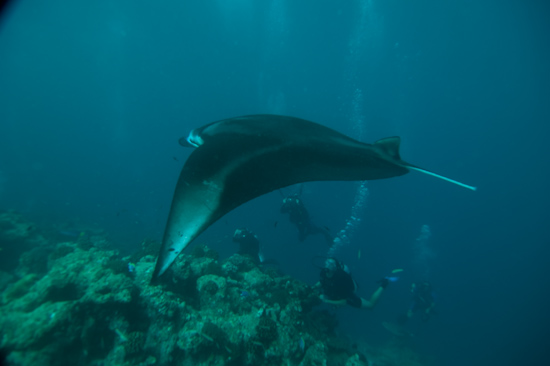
[{"xmin": 320, "ymin": 295, "xmax": 347, "ymax": 306}]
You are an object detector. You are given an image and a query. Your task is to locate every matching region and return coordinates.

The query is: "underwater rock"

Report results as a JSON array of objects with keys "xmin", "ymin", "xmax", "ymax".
[
  {"xmin": 196, "ymin": 274, "xmax": 228, "ymax": 311},
  {"xmin": 0, "ymin": 211, "xmax": 50, "ymax": 273},
  {"xmin": 0, "ymin": 214, "xmax": 429, "ymax": 366},
  {"xmin": 256, "ymin": 314, "xmax": 278, "ymax": 345},
  {"xmin": 345, "ymin": 353, "xmax": 368, "ymax": 366},
  {"xmin": 17, "ymin": 246, "xmax": 51, "ymax": 277},
  {"xmin": 2, "ymin": 273, "xmax": 38, "ymax": 304},
  {"xmin": 0, "ymin": 271, "xmax": 14, "ymax": 293},
  {"xmin": 299, "ymin": 341, "xmax": 327, "ymax": 366},
  {"xmin": 242, "ymin": 266, "xmax": 273, "ymax": 288},
  {"xmin": 222, "ymin": 253, "xmax": 257, "ymax": 277},
  {"xmin": 0, "ymin": 243, "xmax": 135, "ymax": 354},
  {"xmin": 125, "ymin": 331, "xmax": 146, "ymax": 355}
]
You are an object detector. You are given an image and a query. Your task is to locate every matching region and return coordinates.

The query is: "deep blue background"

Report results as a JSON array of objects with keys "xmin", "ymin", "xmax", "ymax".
[{"xmin": 1, "ymin": 1, "xmax": 549, "ymax": 365}]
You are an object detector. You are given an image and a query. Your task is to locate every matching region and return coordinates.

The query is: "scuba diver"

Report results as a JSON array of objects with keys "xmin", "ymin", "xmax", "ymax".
[
  {"xmin": 314, "ymin": 258, "xmax": 390, "ymax": 309},
  {"xmin": 398, "ymin": 281, "xmax": 436, "ymax": 324},
  {"xmin": 232, "ymin": 228, "xmax": 280, "ymax": 267},
  {"xmin": 232, "ymin": 228, "xmax": 261, "ymax": 263},
  {"xmin": 280, "ymin": 194, "xmax": 333, "ymax": 246}
]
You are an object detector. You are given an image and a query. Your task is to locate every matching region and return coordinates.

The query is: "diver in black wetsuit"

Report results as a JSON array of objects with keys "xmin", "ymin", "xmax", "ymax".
[
  {"xmin": 315, "ymin": 258, "xmax": 388, "ymax": 309},
  {"xmin": 280, "ymin": 194, "xmax": 333, "ymax": 246},
  {"xmin": 398, "ymin": 281, "xmax": 436, "ymax": 324},
  {"xmin": 232, "ymin": 228, "xmax": 261, "ymax": 263}
]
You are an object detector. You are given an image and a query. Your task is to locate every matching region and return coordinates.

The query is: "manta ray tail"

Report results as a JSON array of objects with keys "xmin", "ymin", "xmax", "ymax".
[
  {"xmin": 374, "ymin": 137, "xmax": 476, "ymax": 191},
  {"xmin": 407, "ymin": 166, "xmax": 477, "ymax": 191}
]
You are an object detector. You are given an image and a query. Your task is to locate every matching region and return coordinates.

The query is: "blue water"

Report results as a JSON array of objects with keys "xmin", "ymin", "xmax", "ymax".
[{"xmin": 1, "ymin": 1, "xmax": 549, "ymax": 365}]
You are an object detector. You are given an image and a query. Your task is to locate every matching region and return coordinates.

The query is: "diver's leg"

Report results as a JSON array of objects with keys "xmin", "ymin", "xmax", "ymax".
[
  {"xmin": 361, "ymin": 286, "xmax": 384, "ymax": 309},
  {"xmin": 308, "ymin": 223, "xmax": 333, "ymax": 246}
]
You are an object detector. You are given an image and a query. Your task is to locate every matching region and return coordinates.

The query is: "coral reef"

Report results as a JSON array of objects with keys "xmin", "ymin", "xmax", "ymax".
[
  {"xmin": 0, "ymin": 211, "xmax": 51, "ymax": 274},
  {"xmin": 0, "ymin": 211, "xmax": 429, "ymax": 366}
]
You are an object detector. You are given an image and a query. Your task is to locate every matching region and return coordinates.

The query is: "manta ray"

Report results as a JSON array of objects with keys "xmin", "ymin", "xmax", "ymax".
[{"xmin": 152, "ymin": 114, "xmax": 475, "ymax": 279}]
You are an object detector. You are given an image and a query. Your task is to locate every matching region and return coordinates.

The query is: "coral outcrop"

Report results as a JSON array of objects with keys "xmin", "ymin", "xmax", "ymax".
[{"xmin": 0, "ymin": 211, "xmax": 428, "ymax": 366}]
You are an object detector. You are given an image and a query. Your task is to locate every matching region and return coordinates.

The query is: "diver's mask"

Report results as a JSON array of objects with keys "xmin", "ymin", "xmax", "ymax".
[
  {"xmin": 283, "ymin": 195, "xmax": 299, "ymax": 204},
  {"xmin": 325, "ymin": 258, "xmax": 338, "ymax": 274},
  {"xmin": 233, "ymin": 228, "xmax": 247, "ymax": 241}
]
